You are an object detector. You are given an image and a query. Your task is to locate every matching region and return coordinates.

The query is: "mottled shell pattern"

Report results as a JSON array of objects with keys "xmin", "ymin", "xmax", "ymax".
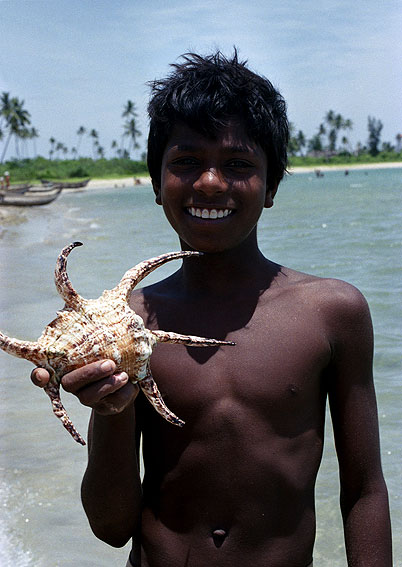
[{"xmin": 0, "ymin": 242, "xmax": 234, "ymax": 445}]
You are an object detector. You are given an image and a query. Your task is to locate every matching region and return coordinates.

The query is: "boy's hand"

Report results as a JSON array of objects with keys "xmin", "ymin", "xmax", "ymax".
[{"xmin": 30, "ymin": 361, "xmax": 139, "ymax": 415}]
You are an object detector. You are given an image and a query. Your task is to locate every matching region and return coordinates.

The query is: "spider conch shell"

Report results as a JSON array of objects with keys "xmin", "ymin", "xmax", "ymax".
[{"xmin": 0, "ymin": 242, "xmax": 234, "ymax": 445}]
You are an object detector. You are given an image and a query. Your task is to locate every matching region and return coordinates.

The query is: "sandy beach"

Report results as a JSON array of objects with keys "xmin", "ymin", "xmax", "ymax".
[{"xmin": 86, "ymin": 161, "xmax": 402, "ymax": 190}]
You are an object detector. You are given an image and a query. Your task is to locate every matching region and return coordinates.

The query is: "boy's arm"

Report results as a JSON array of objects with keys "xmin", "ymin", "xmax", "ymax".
[
  {"xmin": 81, "ymin": 402, "xmax": 142, "ymax": 548},
  {"xmin": 32, "ymin": 361, "xmax": 142, "ymax": 548},
  {"xmin": 326, "ymin": 283, "xmax": 392, "ymax": 566}
]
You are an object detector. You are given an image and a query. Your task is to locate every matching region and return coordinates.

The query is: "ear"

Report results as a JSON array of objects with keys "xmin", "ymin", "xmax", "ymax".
[
  {"xmin": 264, "ymin": 180, "xmax": 279, "ymax": 208},
  {"xmin": 152, "ymin": 180, "xmax": 162, "ymax": 205}
]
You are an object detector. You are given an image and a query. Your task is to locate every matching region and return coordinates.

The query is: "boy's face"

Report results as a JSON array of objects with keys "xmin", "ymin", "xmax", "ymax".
[{"xmin": 154, "ymin": 121, "xmax": 277, "ymax": 253}]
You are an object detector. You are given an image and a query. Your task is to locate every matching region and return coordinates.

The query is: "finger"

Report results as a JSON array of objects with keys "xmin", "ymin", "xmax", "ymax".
[
  {"xmin": 31, "ymin": 367, "xmax": 50, "ymax": 388},
  {"xmin": 62, "ymin": 360, "xmax": 116, "ymax": 393},
  {"xmin": 77, "ymin": 372, "xmax": 130, "ymax": 406},
  {"xmin": 93, "ymin": 382, "xmax": 140, "ymax": 416}
]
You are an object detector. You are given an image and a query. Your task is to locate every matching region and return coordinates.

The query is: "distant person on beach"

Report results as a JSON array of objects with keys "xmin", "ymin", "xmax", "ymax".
[
  {"xmin": 32, "ymin": 52, "xmax": 392, "ymax": 566},
  {"xmin": 4, "ymin": 171, "xmax": 10, "ymax": 188}
]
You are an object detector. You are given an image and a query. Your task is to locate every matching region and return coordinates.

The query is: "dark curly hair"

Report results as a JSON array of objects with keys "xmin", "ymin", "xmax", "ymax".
[{"xmin": 147, "ymin": 50, "xmax": 289, "ymax": 190}]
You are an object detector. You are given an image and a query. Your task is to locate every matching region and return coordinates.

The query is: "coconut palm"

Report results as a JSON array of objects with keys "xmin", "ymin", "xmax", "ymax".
[
  {"xmin": 296, "ymin": 130, "xmax": 306, "ymax": 156},
  {"xmin": 97, "ymin": 145, "xmax": 105, "ymax": 159},
  {"xmin": 76, "ymin": 126, "xmax": 86, "ymax": 156},
  {"xmin": 121, "ymin": 101, "xmax": 141, "ymax": 158},
  {"xmin": 122, "ymin": 100, "xmax": 136, "ymax": 119},
  {"xmin": 324, "ymin": 110, "xmax": 353, "ymax": 152},
  {"xmin": 367, "ymin": 116, "xmax": 383, "ymax": 156},
  {"xmin": 18, "ymin": 127, "xmax": 32, "ymax": 158},
  {"xmin": 29, "ymin": 127, "xmax": 39, "ymax": 157},
  {"xmin": 49, "ymin": 137, "xmax": 56, "ymax": 160},
  {"xmin": 395, "ymin": 133, "xmax": 402, "ymax": 153},
  {"xmin": 0, "ymin": 94, "xmax": 31, "ymax": 163},
  {"xmin": 111, "ymin": 139, "xmax": 118, "ymax": 158},
  {"xmin": 123, "ymin": 118, "xmax": 141, "ymax": 157},
  {"xmin": 89, "ymin": 129, "xmax": 99, "ymax": 159},
  {"xmin": 55, "ymin": 141, "xmax": 64, "ymax": 160}
]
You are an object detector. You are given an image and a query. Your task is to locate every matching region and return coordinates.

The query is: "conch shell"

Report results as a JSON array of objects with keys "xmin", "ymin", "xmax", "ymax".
[{"xmin": 0, "ymin": 242, "xmax": 234, "ymax": 445}]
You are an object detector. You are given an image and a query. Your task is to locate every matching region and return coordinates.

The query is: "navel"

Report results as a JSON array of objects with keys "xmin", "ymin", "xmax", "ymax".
[{"xmin": 212, "ymin": 528, "xmax": 228, "ymax": 548}]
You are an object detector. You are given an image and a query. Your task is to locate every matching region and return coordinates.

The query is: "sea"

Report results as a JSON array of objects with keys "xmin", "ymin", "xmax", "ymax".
[{"xmin": 0, "ymin": 167, "xmax": 401, "ymax": 566}]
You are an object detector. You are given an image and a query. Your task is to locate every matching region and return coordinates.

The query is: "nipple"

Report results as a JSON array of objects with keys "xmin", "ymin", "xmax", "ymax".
[{"xmin": 212, "ymin": 528, "xmax": 228, "ymax": 548}]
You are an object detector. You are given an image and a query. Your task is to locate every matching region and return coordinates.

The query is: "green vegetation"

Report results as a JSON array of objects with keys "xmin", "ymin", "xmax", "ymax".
[
  {"xmin": 2, "ymin": 156, "xmax": 148, "ymax": 183},
  {"xmin": 289, "ymin": 150, "xmax": 402, "ymax": 169},
  {"xmin": 1, "ymin": 92, "xmax": 401, "ymax": 183}
]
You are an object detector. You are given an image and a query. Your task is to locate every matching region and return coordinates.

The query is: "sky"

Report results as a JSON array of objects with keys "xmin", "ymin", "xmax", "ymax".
[{"xmin": 1, "ymin": 0, "xmax": 401, "ymax": 160}]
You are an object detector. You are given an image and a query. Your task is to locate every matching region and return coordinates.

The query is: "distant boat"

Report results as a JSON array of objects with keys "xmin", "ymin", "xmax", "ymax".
[
  {"xmin": 40, "ymin": 178, "xmax": 91, "ymax": 189},
  {"xmin": 4, "ymin": 183, "xmax": 33, "ymax": 193},
  {"xmin": 0, "ymin": 186, "xmax": 63, "ymax": 206}
]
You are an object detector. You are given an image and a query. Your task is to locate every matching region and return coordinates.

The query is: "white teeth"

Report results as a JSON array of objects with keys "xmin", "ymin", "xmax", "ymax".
[{"xmin": 188, "ymin": 207, "xmax": 232, "ymax": 219}]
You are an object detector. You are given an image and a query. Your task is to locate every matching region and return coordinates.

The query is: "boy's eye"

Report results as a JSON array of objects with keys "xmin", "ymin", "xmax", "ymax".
[
  {"xmin": 227, "ymin": 159, "xmax": 253, "ymax": 168},
  {"xmin": 171, "ymin": 157, "xmax": 198, "ymax": 166}
]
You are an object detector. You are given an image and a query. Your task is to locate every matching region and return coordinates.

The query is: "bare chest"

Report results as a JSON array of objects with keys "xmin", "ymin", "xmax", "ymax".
[{"xmin": 140, "ymin": 299, "xmax": 331, "ymax": 434}]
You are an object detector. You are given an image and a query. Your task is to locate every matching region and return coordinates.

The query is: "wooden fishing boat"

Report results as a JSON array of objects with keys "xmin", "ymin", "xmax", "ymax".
[
  {"xmin": 40, "ymin": 178, "xmax": 90, "ymax": 189},
  {"xmin": 26, "ymin": 184, "xmax": 63, "ymax": 193},
  {"xmin": 0, "ymin": 186, "xmax": 62, "ymax": 206},
  {"xmin": 4, "ymin": 183, "xmax": 33, "ymax": 193}
]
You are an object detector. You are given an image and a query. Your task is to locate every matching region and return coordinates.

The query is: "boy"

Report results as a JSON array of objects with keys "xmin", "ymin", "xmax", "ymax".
[{"xmin": 32, "ymin": 52, "xmax": 392, "ymax": 566}]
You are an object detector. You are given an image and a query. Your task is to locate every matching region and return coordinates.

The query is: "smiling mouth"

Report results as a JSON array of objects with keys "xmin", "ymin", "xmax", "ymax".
[{"xmin": 186, "ymin": 207, "xmax": 234, "ymax": 219}]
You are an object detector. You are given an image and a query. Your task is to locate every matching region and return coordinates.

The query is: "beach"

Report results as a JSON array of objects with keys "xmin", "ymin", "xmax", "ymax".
[{"xmin": 84, "ymin": 161, "xmax": 402, "ymax": 190}]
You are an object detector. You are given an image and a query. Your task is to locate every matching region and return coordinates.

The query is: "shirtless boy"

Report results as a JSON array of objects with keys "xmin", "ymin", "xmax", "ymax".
[{"xmin": 32, "ymin": 52, "xmax": 392, "ymax": 566}]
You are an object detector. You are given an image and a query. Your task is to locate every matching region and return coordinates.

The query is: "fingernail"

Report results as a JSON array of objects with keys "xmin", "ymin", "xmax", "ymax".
[
  {"xmin": 115, "ymin": 372, "xmax": 128, "ymax": 383},
  {"xmin": 100, "ymin": 360, "xmax": 114, "ymax": 372}
]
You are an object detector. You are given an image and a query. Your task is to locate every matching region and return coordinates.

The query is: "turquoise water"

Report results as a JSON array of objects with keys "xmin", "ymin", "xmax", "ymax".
[{"xmin": 0, "ymin": 168, "xmax": 401, "ymax": 566}]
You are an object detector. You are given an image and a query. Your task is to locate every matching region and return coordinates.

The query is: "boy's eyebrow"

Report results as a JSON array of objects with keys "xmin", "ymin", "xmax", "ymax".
[{"xmin": 173, "ymin": 143, "xmax": 257, "ymax": 154}]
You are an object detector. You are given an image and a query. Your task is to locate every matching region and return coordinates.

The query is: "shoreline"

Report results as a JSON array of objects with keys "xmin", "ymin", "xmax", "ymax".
[
  {"xmin": 288, "ymin": 161, "xmax": 402, "ymax": 174},
  {"xmin": 87, "ymin": 162, "xmax": 402, "ymax": 189},
  {"xmin": 1, "ymin": 162, "xmax": 400, "ymax": 225}
]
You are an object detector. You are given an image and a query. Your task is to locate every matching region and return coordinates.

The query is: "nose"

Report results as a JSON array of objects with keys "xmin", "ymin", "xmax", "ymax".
[{"xmin": 193, "ymin": 168, "xmax": 228, "ymax": 197}]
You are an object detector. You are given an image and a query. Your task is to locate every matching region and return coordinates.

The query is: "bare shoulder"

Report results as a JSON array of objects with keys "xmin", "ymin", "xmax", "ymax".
[{"xmin": 278, "ymin": 266, "xmax": 371, "ymax": 330}]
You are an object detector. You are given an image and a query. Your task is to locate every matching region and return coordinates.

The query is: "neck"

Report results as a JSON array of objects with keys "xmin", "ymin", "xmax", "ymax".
[{"xmin": 178, "ymin": 229, "xmax": 280, "ymax": 298}]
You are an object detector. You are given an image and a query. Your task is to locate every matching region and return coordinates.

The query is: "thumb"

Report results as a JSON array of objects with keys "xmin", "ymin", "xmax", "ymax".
[{"xmin": 31, "ymin": 367, "xmax": 50, "ymax": 388}]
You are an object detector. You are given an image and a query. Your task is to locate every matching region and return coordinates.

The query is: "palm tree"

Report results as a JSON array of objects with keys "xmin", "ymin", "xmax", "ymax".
[
  {"xmin": 367, "ymin": 116, "xmax": 383, "ymax": 156},
  {"xmin": 395, "ymin": 133, "xmax": 402, "ymax": 153},
  {"xmin": 89, "ymin": 129, "xmax": 99, "ymax": 159},
  {"xmin": 49, "ymin": 137, "xmax": 56, "ymax": 160},
  {"xmin": 55, "ymin": 141, "xmax": 64, "ymax": 160},
  {"xmin": 308, "ymin": 123, "xmax": 326, "ymax": 154},
  {"xmin": 111, "ymin": 139, "xmax": 118, "ymax": 158},
  {"xmin": 287, "ymin": 122, "xmax": 298, "ymax": 156},
  {"xmin": 0, "ymin": 93, "xmax": 31, "ymax": 163},
  {"xmin": 296, "ymin": 130, "xmax": 306, "ymax": 156},
  {"xmin": 0, "ymin": 92, "xmax": 11, "ymax": 133},
  {"xmin": 18, "ymin": 127, "xmax": 32, "ymax": 158},
  {"xmin": 29, "ymin": 127, "xmax": 39, "ymax": 157},
  {"xmin": 122, "ymin": 100, "xmax": 136, "ymax": 119},
  {"xmin": 76, "ymin": 126, "xmax": 86, "ymax": 156},
  {"xmin": 123, "ymin": 118, "xmax": 141, "ymax": 157},
  {"xmin": 121, "ymin": 101, "xmax": 141, "ymax": 158},
  {"xmin": 324, "ymin": 110, "xmax": 353, "ymax": 152}
]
